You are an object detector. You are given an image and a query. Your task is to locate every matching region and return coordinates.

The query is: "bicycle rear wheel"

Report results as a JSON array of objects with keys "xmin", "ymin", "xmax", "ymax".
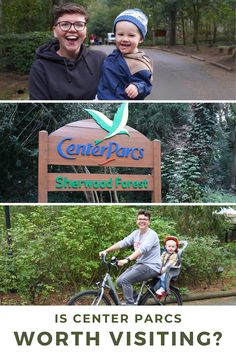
[
  {"xmin": 162, "ymin": 286, "xmax": 182, "ymax": 305},
  {"xmin": 67, "ymin": 290, "xmax": 111, "ymax": 305},
  {"xmin": 140, "ymin": 286, "xmax": 182, "ymax": 306}
]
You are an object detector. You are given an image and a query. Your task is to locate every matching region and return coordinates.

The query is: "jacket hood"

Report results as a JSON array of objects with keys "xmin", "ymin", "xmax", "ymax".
[
  {"xmin": 36, "ymin": 40, "xmax": 89, "ymax": 63},
  {"xmin": 110, "ymin": 49, "xmax": 153, "ymax": 75},
  {"xmin": 35, "ymin": 40, "xmax": 93, "ymax": 81},
  {"xmin": 124, "ymin": 50, "xmax": 153, "ymax": 73},
  {"xmin": 36, "ymin": 40, "xmax": 62, "ymax": 62}
]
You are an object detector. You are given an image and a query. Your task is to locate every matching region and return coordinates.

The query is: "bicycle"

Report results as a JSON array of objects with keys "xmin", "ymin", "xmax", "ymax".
[{"xmin": 68, "ymin": 240, "xmax": 188, "ymax": 306}]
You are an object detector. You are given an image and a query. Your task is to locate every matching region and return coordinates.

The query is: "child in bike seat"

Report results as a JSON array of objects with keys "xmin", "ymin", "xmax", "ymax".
[{"xmin": 155, "ymin": 235, "xmax": 179, "ymax": 296}]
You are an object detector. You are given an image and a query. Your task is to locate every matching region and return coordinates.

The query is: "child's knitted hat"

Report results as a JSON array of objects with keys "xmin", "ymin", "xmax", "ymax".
[
  {"xmin": 113, "ymin": 8, "xmax": 148, "ymax": 39},
  {"xmin": 164, "ymin": 236, "xmax": 179, "ymax": 251}
]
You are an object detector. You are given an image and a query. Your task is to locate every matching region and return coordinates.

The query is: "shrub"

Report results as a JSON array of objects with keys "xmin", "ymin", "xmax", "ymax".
[
  {"xmin": 0, "ymin": 244, "xmax": 16, "ymax": 297},
  {"xmin": 179, "ymin": 236, "xmax": 231, "ymax": 287},
  {"xmin": 0, "ymin": 32, "xmax": 52, "ymax": 74}
]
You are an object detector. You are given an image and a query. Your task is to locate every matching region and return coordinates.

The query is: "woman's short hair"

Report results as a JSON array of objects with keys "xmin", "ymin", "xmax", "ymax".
[
  {"xmin": 137, "ymin": 210, "xmax": 151, "ymax": 220},
  {"xmin": 53, "ymin": 2, "xmax": 89, "ymax": 24}
]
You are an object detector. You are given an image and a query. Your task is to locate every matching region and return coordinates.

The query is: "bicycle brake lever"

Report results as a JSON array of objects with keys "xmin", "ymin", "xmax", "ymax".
[{"xmin": 100, "ymin": 253, "xmax": 106, "ymax": 262}]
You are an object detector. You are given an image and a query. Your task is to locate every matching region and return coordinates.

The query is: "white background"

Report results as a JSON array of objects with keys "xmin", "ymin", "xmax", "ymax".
[{"xmin": 0, "ymin": 305, "xmax": 233, "ymax": 354}]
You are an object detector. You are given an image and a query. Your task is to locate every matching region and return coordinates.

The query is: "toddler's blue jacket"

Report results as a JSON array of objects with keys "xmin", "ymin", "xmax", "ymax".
[{"xmin": 97, "ymin": 49, "xmax": 153, "ymax": 100}]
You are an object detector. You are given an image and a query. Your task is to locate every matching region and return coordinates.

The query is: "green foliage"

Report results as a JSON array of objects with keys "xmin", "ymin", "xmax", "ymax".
[
  {"xmin": 156, "ymin": 205, "xmax": 231, "ymax": 241},
  {"xmin": 0, "ymin": 32, "xmax": 52, "ymax": 73},
  {"xmin": 1, "ymin": 0, "xmax": 53, "ymax": 34},
  {"xmin": 87, "ymin": 1, "xmax": 117, "ymax": 38},
  {"xmin": 129, "ymin": 103, "xmax": 191, "ymax": 142},
  {"xmin": 203, "ymin": 189, "xmax": 236, "ymax": 203},
  {"xmin": 162, "ymin": 103, "xmax": 227, "ymax": 202},
  {"xmin": 1, "ymin": 0, "xmax": 235, "ymax": 46},
  {"xmin": 180, "ymin": 235, "xmax": 232, "ymax": 287},
  {"xmin": 0, "ymin": 241, "xmax": 15, "ymax": 295},
  {"xmin": 162, "ymin": 150, "xmax": 203, "ymax": 202},
  {"xmin": 1, "ymin": 206, "xmax": 141, "ymax": 302}
]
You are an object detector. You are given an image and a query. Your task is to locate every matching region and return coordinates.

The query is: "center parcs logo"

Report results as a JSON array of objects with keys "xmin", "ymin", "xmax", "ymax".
[
  {"xmin": 85, "ymin": 103, "xmax": 130, "ymax": 145},
  {"xmin": 56, "ymin": 103, "xmax": 144, "ymax": 165}
]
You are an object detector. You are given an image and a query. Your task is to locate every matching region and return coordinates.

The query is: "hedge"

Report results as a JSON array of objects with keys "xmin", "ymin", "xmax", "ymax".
[{"xmin": 0, "ymin": 32, "xmax": 52, "ymax": 74}]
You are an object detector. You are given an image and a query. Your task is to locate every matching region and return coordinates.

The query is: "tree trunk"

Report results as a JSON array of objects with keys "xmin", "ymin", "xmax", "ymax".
[
  {"xmin": 72, "ymin": 166, "xmax": 97, "ymax": 203},
  {"xmin": 192, "ymin": 4, "xmax": 200, "ymax": 51},
  {"xmin": 151, "ymin": 0, "xmax": 157, "ymax": 46},
  {"xmin": 168, "ymin": 4, "xmax": 177, "ymax": 46},
  {"xmin": 231, "ymin": 132, "xmax": 236, "ymax": 188},
  {"xmin": 53, "ymin": 0, "xmax": 65, "ymax": 5},
  {"xmin": 180, "ymin": 11, "xmax": 186, "ymax": 45},
  {"xmin": 0, "ymin": 0, "xmax": 2, "ymax": 34},
  {"xmin": 212, "ymin": 23, "xmax": 217, "ymax": 44}
]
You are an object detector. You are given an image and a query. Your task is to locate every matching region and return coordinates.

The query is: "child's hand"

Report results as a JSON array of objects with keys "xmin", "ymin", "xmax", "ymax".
[{"xmin": 125, "ymin": 84, "xmax": 138, "ymax": 99}]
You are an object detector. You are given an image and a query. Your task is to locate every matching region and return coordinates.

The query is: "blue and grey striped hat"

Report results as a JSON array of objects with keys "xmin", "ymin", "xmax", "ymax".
[{"xmin": 113, "ymin": 8, "xmax": 148, "ymax": 39}]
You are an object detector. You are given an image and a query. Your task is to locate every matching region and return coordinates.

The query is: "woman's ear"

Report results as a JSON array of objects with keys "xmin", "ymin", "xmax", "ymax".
[{"xmin": 53, "ymin": 27, "xmax": 57, "ymax": 38}]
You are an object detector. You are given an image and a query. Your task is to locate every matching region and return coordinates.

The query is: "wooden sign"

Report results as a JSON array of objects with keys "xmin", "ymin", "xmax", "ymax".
[
  {"xmin": 155, "ymin": 29, "xmax": 167, "ymax": 37},
  {"xmin": 38, "ymin": 107, "xmax": 161, "ymax": 203}
]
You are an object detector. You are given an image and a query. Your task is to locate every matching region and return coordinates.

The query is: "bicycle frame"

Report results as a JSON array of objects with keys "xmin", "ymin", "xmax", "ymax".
[
  {"xmin": 96, "ymin": 270, "xmax": 160, "ymax": 306},
  {"xmin": 95, "ymin": 255, "xmax": 185, "ymax": 306},
  {"xmin": 96, "ymin": 272, "xmax": 121, "ymax": 305},
  {"xmin": 136, "ymin": 280, "xmax": 162, "ymax": 305}
]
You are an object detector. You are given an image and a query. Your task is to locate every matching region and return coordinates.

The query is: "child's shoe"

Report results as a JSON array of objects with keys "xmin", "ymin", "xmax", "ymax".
[{"xmin": 155, "ymin": 287, "xmax": 165, "ymax": 296}]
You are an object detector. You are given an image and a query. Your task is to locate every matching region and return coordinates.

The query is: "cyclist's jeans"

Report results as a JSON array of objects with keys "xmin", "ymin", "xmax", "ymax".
[{"xmin": 116, "ymin": 264, "xmax": 158, "ymax": 304}]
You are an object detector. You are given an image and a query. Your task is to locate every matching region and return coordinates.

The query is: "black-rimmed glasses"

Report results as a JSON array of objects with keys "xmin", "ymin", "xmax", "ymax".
[{"xmin": 55, "ymin": 21, "xmax": 86, "ymax": 32}]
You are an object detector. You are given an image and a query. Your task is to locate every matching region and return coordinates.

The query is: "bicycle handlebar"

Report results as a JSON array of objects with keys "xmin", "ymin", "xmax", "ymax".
[
  {"xmin": 100, "ymin": 254, "xmax": 118, "ymax": 266},
  {"xmin": 100, "ymin": 253, "xmax": 106, "ymax": 263}
]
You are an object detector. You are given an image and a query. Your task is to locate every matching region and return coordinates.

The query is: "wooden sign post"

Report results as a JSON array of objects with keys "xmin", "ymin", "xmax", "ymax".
[{"xmin": 38, "ymin": 119, "xmax": 161, "ymax": 203}]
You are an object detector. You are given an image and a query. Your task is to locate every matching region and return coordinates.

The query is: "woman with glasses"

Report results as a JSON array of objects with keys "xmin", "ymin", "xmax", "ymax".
[
  {"xmin": 29, "ymin": 3, "xmax": 106, "ymax": 100},
  {"xmin": 99, "ymin": 210, "xmax": 161, "ymax": 305}
]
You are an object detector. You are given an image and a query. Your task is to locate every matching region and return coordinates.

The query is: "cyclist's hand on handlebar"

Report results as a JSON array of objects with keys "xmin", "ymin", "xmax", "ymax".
[
  {"xmin": 117, "ymin": 259, "xmax": 129, "ymax": 267},
  {"xmin": 99, "ymin": 250, "xmax": 107, "ymax": 258}
]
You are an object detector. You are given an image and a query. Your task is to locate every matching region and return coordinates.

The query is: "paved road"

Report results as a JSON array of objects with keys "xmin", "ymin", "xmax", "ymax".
[
  {"xmin": 92, "ymin": 45, "xmax": 235, "ymax": 100},
  {"xmin": 184, "ymin": 296, "xmax": 236, "ymax": 305}
]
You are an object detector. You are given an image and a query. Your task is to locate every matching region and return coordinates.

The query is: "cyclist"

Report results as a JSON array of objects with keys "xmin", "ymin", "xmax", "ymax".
[{"xmin": 99, "ymin": 210, "xmax": 161, "ymax": 305}]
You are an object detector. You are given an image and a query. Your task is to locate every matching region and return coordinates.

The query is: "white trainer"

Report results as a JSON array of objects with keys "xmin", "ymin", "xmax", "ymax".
[{"xmin": 155, "ymin": 287, "xmax": 165, "ymax": 295}]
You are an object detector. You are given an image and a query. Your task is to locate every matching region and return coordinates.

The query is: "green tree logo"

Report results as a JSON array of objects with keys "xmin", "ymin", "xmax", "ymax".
[{"xmin": 85, "ymin": 103, "xmax": 130, "ymax": 145}]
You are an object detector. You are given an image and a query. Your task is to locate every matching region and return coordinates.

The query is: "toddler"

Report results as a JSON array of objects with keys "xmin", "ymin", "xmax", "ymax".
[
  {"xmin": 155, "ymin": 236, "xmax": 179, "ymax": 296},
  {"xmin": 97, "ymin": 8, "xmax": 153, "ymax": 100}
]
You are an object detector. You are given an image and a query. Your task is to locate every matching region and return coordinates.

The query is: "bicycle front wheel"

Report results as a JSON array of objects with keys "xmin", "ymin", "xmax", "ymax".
[
  {"xmin": 68, "ymin": 290, "xmax": 111, "ymax": 306},
  {"xmin": 140, "ymin": 286, "xmax": 182, "ymax": 306}
]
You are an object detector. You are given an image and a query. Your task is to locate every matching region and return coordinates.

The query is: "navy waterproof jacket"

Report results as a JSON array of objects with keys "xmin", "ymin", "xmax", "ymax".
[
  {"xmin": 29, "ymin": 40, "xmax": 106, "ymax": 100},
  {"xmin": 97, "ymin": 49, "xmax": 153, "ymax": 100}
]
